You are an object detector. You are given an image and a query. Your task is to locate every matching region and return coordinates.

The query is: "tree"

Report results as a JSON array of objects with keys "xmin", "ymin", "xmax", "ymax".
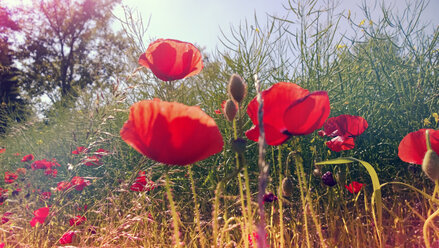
[
  {"xmin": 0, "ymin": 5, "xmax": 28, "ymax": 133},
  {"xmin": 18, "ymin": 0, "xmax": 129, "ymax": 105}
]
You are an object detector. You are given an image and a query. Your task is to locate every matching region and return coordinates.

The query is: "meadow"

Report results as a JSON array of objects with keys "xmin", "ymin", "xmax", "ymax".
[{"xmin": 0, "ymin": 0, "xmax": 438, "ymax": 247}]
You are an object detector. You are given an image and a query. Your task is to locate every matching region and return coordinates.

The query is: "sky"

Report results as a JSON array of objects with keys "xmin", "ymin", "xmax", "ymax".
[
  {"xmin": 111, "ymin": 0, "xmax": 439, "ymax": 53},
  {"xmin": 5, "ymin": 0, "xmax": 439, "ymax": 53}
]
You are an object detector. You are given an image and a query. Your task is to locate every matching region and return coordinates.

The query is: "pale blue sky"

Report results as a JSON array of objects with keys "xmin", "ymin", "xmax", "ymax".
[{"xmin": 112, "ymin": 0, "xmax": 439, "ymax": 53}]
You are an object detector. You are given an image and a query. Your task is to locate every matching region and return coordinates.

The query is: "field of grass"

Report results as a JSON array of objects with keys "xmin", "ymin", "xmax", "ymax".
[{"xmin": 0, "ymin": 0, "xmax": 438, "ymax": 247}]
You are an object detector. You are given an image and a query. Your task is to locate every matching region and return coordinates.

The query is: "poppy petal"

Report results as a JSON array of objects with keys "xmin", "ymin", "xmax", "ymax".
[
  {"xmin": 139, "ymin": 39, "xmax": 203, "ymax": 81},
  {"xmin": 246, "ymin": 82, "xmax": 309, "ymax": 145},
  {"xmin": 245, "ymin": 123, "xmax": 291, "ymax": 146},
  {"xmin": 398, "ymin": 129, "xmax": 439, "ymax": 165},
  {"xmin": 120, "ymin": 99, "xmax": 224, "ymax": 165},
  {"xmin": 283, "ymin": 91, "xmax": 330, "ymax": 135},
  {"xmin": 323, "ymin": 115, "xmax": 368, "ymax": 137},
  {"xmin": 326, "ymin": 136, "xmax": 355, "ymax": 152}
]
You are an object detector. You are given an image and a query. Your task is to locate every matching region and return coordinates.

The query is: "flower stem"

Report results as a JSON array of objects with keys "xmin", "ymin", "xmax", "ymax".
[
  {"xmin": 424, "ymin": 179, "xmax": 439, "ymax": 248},
  {"xmin": 165, "ymin": 172, "xmax": 182, "ymax": 248},
  {"xmin": 295, "ymin": 155, "xmax": 311, "ymax": 248},
  {"xmin": 188, "ymin": 165, "xmax": 204, "ymax": 248},
  {"xmin": 277, "ymin": 147, "xmax": 285, "ymax": 248}
]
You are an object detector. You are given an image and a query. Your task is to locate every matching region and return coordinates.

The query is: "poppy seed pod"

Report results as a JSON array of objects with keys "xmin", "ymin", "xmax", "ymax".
[
  {"xmin": 422, "ymin": 150, "xmax": 439, "ymax": 181},
  {"xmin": 282, "ymin": 177, "xmax": 294, "ymax": 197},
  {"xmin": 224, "ymin": 99, "xmax": 238, "ymax": 121},
  {"xmin": 227, "ymin": 74, "xmax": 247, "ymax": 104}
]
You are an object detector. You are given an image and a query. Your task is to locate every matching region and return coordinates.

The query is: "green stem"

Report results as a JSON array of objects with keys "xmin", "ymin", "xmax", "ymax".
[
  {"xmin": 165, "ymin": 173, "xmax": 182, "ymax": 248},
  {"xmin": 277, "ymin": 147, "xmax": 285, "ymax": 248},
  {"xmin": 295, "ymin": 157, "xmax": 311, "ymax": 248},
  {"xmin": 213, "ymin": 181, "xmax": 222, "ymax": 248},
  {"xmin": 188, "ymin": 165, "xmax": 204, "ymax": 248}
]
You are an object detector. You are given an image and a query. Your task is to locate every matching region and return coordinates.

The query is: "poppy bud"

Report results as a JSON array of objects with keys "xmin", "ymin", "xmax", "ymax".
[
  {"xmin": 227, "ymin": 74, "xmax": 247, "ymax": 104},
  {"xmin": 282, "ymin": 177, "xmax": 294, "ymax": 197},
  {"xmin": 321, "ymin": 171, "xmax": 337, "ymax": 187},
  {"xmin": 313, "ymin": 168, "xmax": 322, "ymax": 178},
  {"xmin": 422, "ymin": 150, "xmax": 439, "ymax": 181},
  {"xmin": 224, "ymin": 99, "xmax": 237, "ymax": 121},
  {"xmin": 231, "ymin": 137, "xmax": 247, "ymax": 154}
]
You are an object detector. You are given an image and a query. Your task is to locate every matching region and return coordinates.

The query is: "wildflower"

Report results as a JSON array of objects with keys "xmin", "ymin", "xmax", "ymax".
[
  {"xmin": 120, "ymin": 99, "xmax": 224, "ymax": 165},
  {"xmin": 57, "ymin": 181, "xmax": 73, "ymax": 191},
  {"xmin": 69, "ymin": 215, "xmax": 86, "ymax": 226},
  {"xmin": 359, "ymin": 19, "xmax": 365, "ymax": 26},
  {"xmin": 399, "ymin": 129, "xmax": 439, "ymax": 181},
  {"xmin": 246, "ymin": 82, "xmax": 330, "ymax": 145},
  {"xmin": 424, "ymin": 118, "xmax": 432, "ymax": 126},
  {"xmin": 21, "ymin": 154, "xmax": 34, "ymax": 162},
  {"xmin": 0, "ymin": 148, "xmax": 5, "ymax": 154},
  {"xmin": 262, "ymin": 192, "xmax": 278, "ymax": 203},
  {"xmin": 59, "ymin": 231, "xmax": 76, "ymax": 244},
  {"xmin": 345, "ymin": 181, "xmax": 364, "ymax": 194},
  {"xmin": 1, "ymin": 212, "xmax": 12, "ymax": 224},
  {"xmin": 337, "ymin": 44, "xmax": 346, "ymax": 49},
  {"xmin": 83, "ymin": 155, "xmax": 102, "ymax": 166},
  {"xmin": 318, "ymin": 115, "xmax": 368, "ymax": 152},
  {"xmin": 139, "ymin": 39, "xmax": 203, "ymax": 81},
  {"xmin": 321, "ymin": 171, "xmax": 337, "ymax": 187},
  {"xmin": 71, "ymin": 176, "xmax": 91, "ymax": 191},
  {"xmin": 30, "ymin": 207, "xmax": 49, "ymax": 227},
  {"xmin": 433, "ymin": 113, "xmax": 439, "ymax": 123},
  {"xmin": 398, "ymin": 129, "xmax": 439, "ymax": 165},
  {"xmin": 72, "ymin": 146, "xmax": 88, "ymax": 154},
  {"xmin": 13, "ymin": 153, "xmax": 20, "ymax": 156},
  {"xmin": 16, "ymin": 168, "xmax": 26, "ymax": 175},
  {"xmin": 130, "ymin": 173, "xmax": 156, "ymax": 192},
  {"xmin": 94, "ymin": 148, "xmax": 109, "ymax": 158},
  {"xmin": 4, "ymin": 171, "xmax": 18, "ymax": 184}
]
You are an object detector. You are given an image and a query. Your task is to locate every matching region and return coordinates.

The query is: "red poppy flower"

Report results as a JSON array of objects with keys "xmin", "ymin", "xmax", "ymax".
[
  {"xmin": 246, "ymin": 82, "xmax": 330, "ymax": 146},
  {"xmin": 130, "ymin": 174, "xmax": 156, "ymax": 192},
  {"xmin": 13, "ymin": 153, "xmax": 20, "ymax": 156},
  {"xmin": 4, "ymin": 171, "xmax": 18, "ymax": 184},
  {"xmin": 139, "ymin": 39, "xmax": 203, "ymax": 81},
  {"xmin": 57, "ymin": 181, "xmax": 73, "ymax": 191},
  {"xmin": 30, "ymin": 207, "xmax": 49, "ymax": 227},
  {"xmin": 83, "ymin": 155, "xmax": 102, "ymax": 166},
  {"xmin": 21, "ymin": 154, "xmax": 34, "ymax": 162},
  {"xmin": 1, "ymin": 212, "xmax": 12, "ymax": 224},
  {"xmin": 59, "ymin": 231, "xmax": 76, "ymax": 244},
  {"xmin": 345, "ymin": 181, "xmax": 364, "ymax": 194},
  {"xmin": 318, "ymin": 115, "xmax": 368, "ymax": 152},
  {"xmin": 120, "ymin": 99, "xmax": 224, "ymax": 165},
  {"xmin": 94, "ymin": 148, "xmax": 109, "ymax": 158},
  {"xmin": 398, "ymin": 129, "xmax": 439, "ymax": 165},
  {"xmin": 69, "ymin": 215, "xmax": 86, "ymax": 226},
  {"xmin": 72, "ymin": 146, "xmax": 88, "ymax": 154},
  {"xmin": 71, "ymin": 176, "xmax": 91, "ymax": 191},
  {"xmin": 0, "ymin": 148, "xmax": 5, "ymax": 154}
]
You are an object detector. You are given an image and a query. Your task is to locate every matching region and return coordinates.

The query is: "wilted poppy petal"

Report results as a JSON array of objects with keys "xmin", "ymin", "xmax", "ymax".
[
  {"xmin": 326, "ymin": 136, "xmax": 355, "ymax": 152},
  {"xmin": 139, "ymin": 39, "xmax": 203, "ymax": 81},
  {"xmin": 283, "ymin": 91, "xmax": 330, "ymax": 136},
  {"xmin": 345, "ymin": 181, "xmax": 364, "ymax": 194},
  {"xmin": 246, "ymin": 82, "xmax": 309, "ymax": 146},
  {"xmin": 398, "ymin": 129, "xmax": 439, "ymax": 165},
  {"xmin": 120, "ymin": 99, "xmax": 224, "ymax": 165}
]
